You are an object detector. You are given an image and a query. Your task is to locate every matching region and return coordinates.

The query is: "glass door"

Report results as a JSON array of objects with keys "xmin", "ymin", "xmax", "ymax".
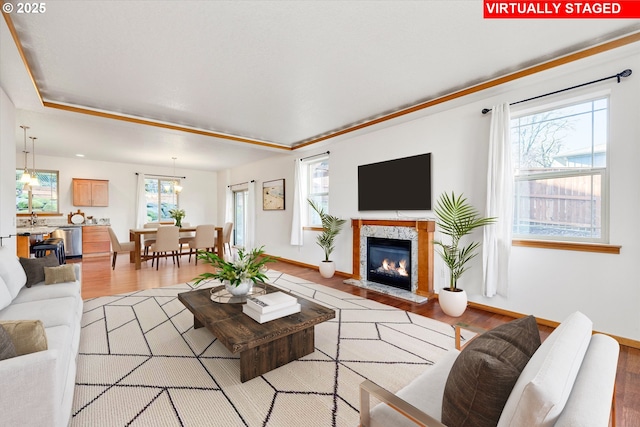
[{"xmin": 233, "ymin": 189, "xmax": 248, "ymax": 248}]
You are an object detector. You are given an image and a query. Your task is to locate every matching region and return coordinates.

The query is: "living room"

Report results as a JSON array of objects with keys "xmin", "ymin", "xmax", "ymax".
[
  {"xmin": 1, "ymin": 2, "xmax": 640, "ymax": 425},
  {"xmin": 3, "ymin": 39, "xmax": 639, "ymax": 344}
]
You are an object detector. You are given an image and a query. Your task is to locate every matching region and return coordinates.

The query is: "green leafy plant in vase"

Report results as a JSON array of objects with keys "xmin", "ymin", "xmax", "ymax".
[
  {"xmin": 168, "ymin": 208, "xmax": 186, "ymax": 227},
  {"xmin": 433, "ymin": 191, "xmax": 495, "ymax": 316},
  {"xmin": 193, "ymin": 246, "xmax": 277, "ymax": 296},
  {"xmin": 308, "ymin": 199, "xmax": 346, "ymax": 278}
]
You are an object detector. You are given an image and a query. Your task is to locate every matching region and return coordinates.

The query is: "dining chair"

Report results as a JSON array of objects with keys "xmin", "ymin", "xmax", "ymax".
[
  {"xmin": 178, "ymin": 222, "xmax": 194, "ymax": 255},
  {"xmin": 149, "ymin": 226, "xmax": 180, "ymax": 270},
  {"xmin": 187, "ymin": 224, "xmax": 216, "ymax": 264},
  {"xmin": 222, "ymin": 222, "xmax": 234, "ymax": 254},
  {"xmin": 107, "ymin": 227, "xmax": 136, "ymax": 270},
  {"xmin": 142, "ymin": 221, "xmax": 173, "ymax": 260}
]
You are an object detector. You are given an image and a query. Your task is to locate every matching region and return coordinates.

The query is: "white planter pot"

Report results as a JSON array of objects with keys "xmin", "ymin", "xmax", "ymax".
[
  {"xmin": 319, "ymin": 261, "xmax": 336, "ymax": 278},
  {"xmin": 438, "ymin": 288, "xmax": 468, "ymax": 317},
  {"xmin": 224, "ymin": 279, "xmax": 253, "ymax": 296}
]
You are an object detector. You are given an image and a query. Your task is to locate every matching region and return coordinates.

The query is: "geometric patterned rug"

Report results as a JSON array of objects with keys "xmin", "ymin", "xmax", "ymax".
[{"xmin": 71, "ymin": 269, "xmax": 461, "ymax": 426}]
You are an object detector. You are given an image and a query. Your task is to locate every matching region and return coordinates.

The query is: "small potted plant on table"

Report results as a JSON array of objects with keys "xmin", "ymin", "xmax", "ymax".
[{"xmin": 193, "ymin": 246, "xmax": 277, "ymax": 296}]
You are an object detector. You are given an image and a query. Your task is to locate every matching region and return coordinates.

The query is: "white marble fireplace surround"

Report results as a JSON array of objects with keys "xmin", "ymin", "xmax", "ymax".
[{"xmin": 345, "ymin": 221, "xmax": 428, "ymax": 303}]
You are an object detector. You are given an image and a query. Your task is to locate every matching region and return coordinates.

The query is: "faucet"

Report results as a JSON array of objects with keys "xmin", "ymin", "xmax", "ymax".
[{"xmin": 30, "ymin": 212, "xmax": 38, "ymax": 226}]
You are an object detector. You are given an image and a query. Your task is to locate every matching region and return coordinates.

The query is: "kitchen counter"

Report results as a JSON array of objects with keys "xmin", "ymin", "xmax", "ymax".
[{"xmin": 16, "ymin": 226, "xmax": 60, "ymax": 236}]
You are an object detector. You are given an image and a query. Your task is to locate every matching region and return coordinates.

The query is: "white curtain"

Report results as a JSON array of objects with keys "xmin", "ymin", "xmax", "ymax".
[
  {"xmin": 246, "ymin": 181, "xmax": 256, "ymax": 250},
  {"xmin": 224, "ymin": 186, "xmax": 233, "ymax": 224},
  {"xmin": 290, "ymin": 158, "xmax": 306, "ymax": 246},
  {"xmin": 134, "ymin": 174, "xmax": 147, "ymax": 228},
  {"xmin": 483, "ymin": 103, "xmax": 513, "ymax": 297}
]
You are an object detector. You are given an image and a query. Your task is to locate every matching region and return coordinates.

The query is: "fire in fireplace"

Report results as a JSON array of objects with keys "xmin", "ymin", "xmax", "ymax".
[{"xmin": 366, "ymin": 237, "xmax": 412, "ymax": 291}]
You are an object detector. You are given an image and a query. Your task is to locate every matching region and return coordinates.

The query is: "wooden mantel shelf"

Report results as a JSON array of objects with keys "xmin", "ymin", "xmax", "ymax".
[{"xmin": 351, "ymin": 218, "xmax": 435, "ymax": 297}]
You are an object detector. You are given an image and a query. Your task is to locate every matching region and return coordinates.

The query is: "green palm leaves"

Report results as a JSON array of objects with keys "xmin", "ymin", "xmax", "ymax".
[
  {"xmin": 433, "ymin": 192, "xmax": 496, "ymax": 291},
  {"xmin": 308, "ymin": 199, "xmax": 346, "ymax": 262}
]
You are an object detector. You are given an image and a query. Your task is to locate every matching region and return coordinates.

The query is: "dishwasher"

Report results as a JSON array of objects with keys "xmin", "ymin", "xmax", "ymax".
[{"xmin": 52, "ymin": 226, "xmax": 83, "ymax": 258}]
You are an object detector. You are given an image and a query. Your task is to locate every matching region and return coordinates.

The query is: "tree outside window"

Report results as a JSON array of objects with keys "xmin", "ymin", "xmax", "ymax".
[{"xmin": 511, "ymin": 97, "xmax": 608, "ymax": 242}]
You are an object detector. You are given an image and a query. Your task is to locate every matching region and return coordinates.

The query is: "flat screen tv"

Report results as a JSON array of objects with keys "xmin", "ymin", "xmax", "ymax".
[{"xmin": 358, "ymin": 153, "xmax": 431, "ymax": 211}]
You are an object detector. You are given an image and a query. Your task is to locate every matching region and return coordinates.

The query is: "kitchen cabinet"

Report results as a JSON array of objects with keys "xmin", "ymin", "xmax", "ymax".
[
  {"xmin": 82, "ymin": 226, "xmax": 110, "ymax": 257},
  {"xmin": 73, "ymin": 179, "xmax": 109, "ymax": 207}
]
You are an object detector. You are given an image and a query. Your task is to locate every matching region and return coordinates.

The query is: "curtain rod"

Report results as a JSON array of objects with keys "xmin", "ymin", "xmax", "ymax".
[
  {"xmin": 135, "ymin": 172, "xmax": 186, "ymax": 179},
  {"xmin": 481, "ymin": 68, "xmax": 632, "ymax": 114},
  {"xmin": 300, "ymin": 151, "xmax": 330, "ymax": 161},
  {"xmin": 228, "ymin": 180, "xmax": 255, "ymax": 188}
]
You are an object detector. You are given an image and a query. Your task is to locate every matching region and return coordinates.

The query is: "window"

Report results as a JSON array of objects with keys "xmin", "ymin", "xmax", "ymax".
[
  {"xmin": 15, "ymin": 170, "xmax": 59, "ymax": 214},
  {"xmin": 233, "ymin": 189, "xmax": 248, "ymax": 247},
  {"xmin": 305, "ymin": 156, "xmax": 329, "ymax": 227},
  {"xmin": 145, "ymin": 178, "xmax": 180, "ymax": 222},
  {"xmin": 511, "ymin": 97, "xmax": 608, "ymax": 242}
]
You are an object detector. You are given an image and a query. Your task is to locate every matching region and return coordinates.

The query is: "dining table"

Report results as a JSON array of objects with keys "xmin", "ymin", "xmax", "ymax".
[{"xmin": 128, "ymin": 226, "xmax": 224, "ymax": 270}]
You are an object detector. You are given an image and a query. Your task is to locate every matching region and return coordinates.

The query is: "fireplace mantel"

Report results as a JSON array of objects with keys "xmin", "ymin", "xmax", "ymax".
[{"xmin": 351, "ymin": 218, "xmax": 435, "ymax": 297}]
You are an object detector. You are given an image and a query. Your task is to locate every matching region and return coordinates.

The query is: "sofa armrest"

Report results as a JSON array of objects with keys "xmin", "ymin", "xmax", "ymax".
[
  {"xmin": 554, "ymin": 333, "xmax": 619, "ymax": 427},
  {"xmin": 360, "ymin": 379, "xmax": 446, "ymax": 427},
  {"xmin": 0, "ymin": 350, "xmax": 61, "ymax": 427}
]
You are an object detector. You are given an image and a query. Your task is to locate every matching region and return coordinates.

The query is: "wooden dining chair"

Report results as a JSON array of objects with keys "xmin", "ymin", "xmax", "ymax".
[
  {"xmin": 187, "ymin": 224, "xmax": 216, "ymax": 264},
  {"xmin": 107, "ymin": 227, "xmax": 136, "ymax": 270},
  {"xmin": 149, "ymin": 226, "xmax": 180, "ymax": 270}
]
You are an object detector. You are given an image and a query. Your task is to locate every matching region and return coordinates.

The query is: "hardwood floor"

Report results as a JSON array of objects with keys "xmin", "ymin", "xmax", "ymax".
[{"xmin": 80, "ymin": 254, "xmax": 640, "ymax": 427}]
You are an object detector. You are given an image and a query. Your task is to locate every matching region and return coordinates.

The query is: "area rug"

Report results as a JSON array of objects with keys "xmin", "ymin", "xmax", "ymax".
[{"xmin": 71, "ymin": 270, "xmax": 462, "ymax": 426}]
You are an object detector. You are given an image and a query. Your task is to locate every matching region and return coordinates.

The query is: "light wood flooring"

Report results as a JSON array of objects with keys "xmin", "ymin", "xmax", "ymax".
[{"xmin": 80, "ymin": 254, "xmax": 640, "ymax": 427}]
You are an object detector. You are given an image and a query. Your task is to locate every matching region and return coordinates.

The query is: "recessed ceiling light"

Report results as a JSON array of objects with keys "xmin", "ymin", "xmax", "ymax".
[{"xmin": 75, "ymin": 154, "xmax": 85, "ymax": 157}]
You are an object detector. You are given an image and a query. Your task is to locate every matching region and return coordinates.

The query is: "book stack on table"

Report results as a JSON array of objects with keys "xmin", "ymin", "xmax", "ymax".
[{"xmin": 242, "ymin": 291, "xmax": 301, "ymax": 323}]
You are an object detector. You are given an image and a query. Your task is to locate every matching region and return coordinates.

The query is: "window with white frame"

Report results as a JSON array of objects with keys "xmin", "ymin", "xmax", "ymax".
[
  {"xmin": 511, "ymin": 97, "xmax": 608, "ymax": 242},
  {"xmin": 144, "ymin": 177, "xmax": 180, "ymax": 222},
  {"xmin": 16, "ymin": 169, "xmax": 59, "ymax": 214},
  {"xmin": 305, "ymin": 156, "xmax": 329, "ymax": 227}
]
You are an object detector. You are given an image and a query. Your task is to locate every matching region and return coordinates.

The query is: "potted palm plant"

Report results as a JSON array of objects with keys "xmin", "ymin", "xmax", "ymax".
[
  {"xmin": 308, "ymin": 199, "xmax": 347, "ymax": 278},
  {"xmin": 433, "ymin": 192, "xmax": 495, "ymax": 317}
]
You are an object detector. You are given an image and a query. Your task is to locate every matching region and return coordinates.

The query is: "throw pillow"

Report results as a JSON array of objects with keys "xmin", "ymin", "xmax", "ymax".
[
  {"xmin": 441, "ymin": 315, "xmax": 542, "ymax": 427},
  {"xmin": 44, "ymin": 264, "xmax": 76, "ymax": 285},
  {"xmin": 0, "ymin": 320, "xmax": 48, "ymax": 356},
  {"xmin": 19, "ymin": 253, "xmax": 60, "ymax": 287},
  {"xmin": 0, "ymin": 324, "xmax": 17, "ymax": 360}
]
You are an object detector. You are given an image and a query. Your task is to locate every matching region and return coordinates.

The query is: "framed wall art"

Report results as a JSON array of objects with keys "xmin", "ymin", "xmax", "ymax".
[{"xmin": 263, "ymin": 179, "xmax": 285, "ymax": 210}]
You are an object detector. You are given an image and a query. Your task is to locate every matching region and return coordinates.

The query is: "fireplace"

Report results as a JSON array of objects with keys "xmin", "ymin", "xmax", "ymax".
[{"xmin": 366, "ymin": 237, "xmax": 412, "ymax": 291}]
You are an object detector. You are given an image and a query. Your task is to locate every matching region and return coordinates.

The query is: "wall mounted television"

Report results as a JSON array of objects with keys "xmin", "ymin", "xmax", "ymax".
[{"xmin": 358, "ymin": 153, "xmax": 431, "ymax": 211}]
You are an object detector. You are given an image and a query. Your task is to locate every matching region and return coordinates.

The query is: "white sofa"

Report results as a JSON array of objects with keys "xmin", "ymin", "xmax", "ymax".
[
  {"xmin": 360, "ymin": 311, "xmax": 620, "ymax": 427},
  {"xmin": 0, "ymin": 246, "xmax": 83, "ymax": 427}
]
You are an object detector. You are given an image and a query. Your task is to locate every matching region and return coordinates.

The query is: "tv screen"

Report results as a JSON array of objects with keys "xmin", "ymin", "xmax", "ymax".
[{"xmin": 358, "ymin": 153, "xmax": 431, "ymax": 211}]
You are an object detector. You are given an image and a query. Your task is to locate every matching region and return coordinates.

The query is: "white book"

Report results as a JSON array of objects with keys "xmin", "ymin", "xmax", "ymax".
[
  {"xmin": 246, "ymin": 291, "xmax": 298, "ymax": 314},
  {"xmin": 243, "ymin": 303, "xmax": 301, "ymax": 324}
]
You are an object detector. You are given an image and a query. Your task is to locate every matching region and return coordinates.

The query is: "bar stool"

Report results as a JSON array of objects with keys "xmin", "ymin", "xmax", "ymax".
[{"xmin": 31, "ymin": 238, "xmax": 66, "ymax": 264}]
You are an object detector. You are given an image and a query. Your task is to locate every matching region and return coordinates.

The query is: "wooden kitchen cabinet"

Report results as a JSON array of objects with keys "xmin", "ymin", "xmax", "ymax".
[
  {"xmin": 82, "ymin": 226, "xmax": 110, "ymax": 257},
  {"xmin": 73, "ymin": 179, "xmax": 109, "ymax": 207}
]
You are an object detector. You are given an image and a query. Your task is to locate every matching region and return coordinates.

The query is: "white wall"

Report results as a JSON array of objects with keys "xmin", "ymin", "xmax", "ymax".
[
  {"xmin": 0, "ymin": 88, "xmax": 17, "ymax": 252},
  {"xmin": 14, "ymin": 154, "xmax": 219, "ymax": 239},
  {"xmin": 222, "ymin": 42, "xmax": 640, "ymax": 342}
]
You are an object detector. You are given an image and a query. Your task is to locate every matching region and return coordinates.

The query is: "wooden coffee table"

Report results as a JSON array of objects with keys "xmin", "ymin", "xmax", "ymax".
[{"xmin": 178, "ymin": 283, "xmax": 335, "ymax": 382}]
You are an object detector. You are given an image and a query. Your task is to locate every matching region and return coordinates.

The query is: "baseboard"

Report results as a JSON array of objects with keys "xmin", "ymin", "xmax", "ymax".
[{"xmin": 265, "ymin": 254, "xmax": 352, "ymax": 278}]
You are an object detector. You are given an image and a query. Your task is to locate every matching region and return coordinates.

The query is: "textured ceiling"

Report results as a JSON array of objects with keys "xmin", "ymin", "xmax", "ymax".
[{"xmin": 2, "ymin": 1, "xmax": 639, "ymax": 171}]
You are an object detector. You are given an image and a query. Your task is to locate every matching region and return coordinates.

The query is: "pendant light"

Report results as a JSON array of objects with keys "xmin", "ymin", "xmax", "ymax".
[
  {"xmin": 29, "ymin": 136, "xmax": 39, "ymax": 187},
  {"xmin": 172, "ymin": 157, "xmax": 183, "ymax": 193},
  {"xmin": 19, "ymin": 125, "xmax": 31, "ymax": 183}
]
